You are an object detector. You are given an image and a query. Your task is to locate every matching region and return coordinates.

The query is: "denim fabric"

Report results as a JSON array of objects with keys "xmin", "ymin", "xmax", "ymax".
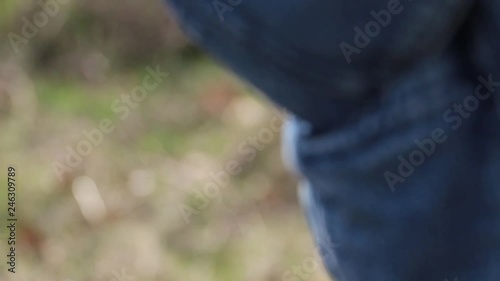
[{"xmin": 165, "ymin": 0, "xmax": 500, "ymax": 280}]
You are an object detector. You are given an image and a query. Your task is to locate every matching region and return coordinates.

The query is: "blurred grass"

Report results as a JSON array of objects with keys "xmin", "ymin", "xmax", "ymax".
[{"xmin": 0, "ymin": 1, "xmax": 331, "ymax": 281}]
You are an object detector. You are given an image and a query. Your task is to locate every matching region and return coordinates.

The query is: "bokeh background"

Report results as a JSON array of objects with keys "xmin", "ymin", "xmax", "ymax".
[{"xmin": 0, "ymin": 1, "xmax": 331, "ymax": 281}]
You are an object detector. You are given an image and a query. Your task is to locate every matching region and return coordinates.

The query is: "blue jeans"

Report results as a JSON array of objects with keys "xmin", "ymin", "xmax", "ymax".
[{"xmin": 165, "ymin": 0, "xmax": 500, "ymax": 280}]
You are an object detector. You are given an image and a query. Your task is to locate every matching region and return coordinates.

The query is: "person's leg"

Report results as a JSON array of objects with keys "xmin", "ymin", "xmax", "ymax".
[
  {"xmin": 291, "ymin": 56, "xmax": 500, "ymax": 280},
  {"xmin": 165, "ymin": 0, "xmax": 500, "ymax": 280},
  {"xmin": 164, "ymin": 0, "xmax": 475, "ymax": 129}
]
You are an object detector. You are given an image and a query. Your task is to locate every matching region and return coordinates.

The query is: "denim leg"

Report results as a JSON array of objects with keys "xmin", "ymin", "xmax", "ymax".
[
  {"xmin": 290, "ymin": 55, "xmax": 500, "ymax": 281},
  {"xmin": 164, "ymin": 0, "xmax": 500, "ymax": 279}
]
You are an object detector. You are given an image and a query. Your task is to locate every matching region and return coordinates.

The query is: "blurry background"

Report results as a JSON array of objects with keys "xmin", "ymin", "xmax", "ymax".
[{"xmin": 0, "ymin": 1, "xmax": 331, "ymax": 281}]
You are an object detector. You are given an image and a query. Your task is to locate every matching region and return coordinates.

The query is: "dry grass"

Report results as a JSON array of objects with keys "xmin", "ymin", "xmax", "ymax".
[{"xmin": 0, "ymin": 2, "xmax": 332, "ymax": 280}]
